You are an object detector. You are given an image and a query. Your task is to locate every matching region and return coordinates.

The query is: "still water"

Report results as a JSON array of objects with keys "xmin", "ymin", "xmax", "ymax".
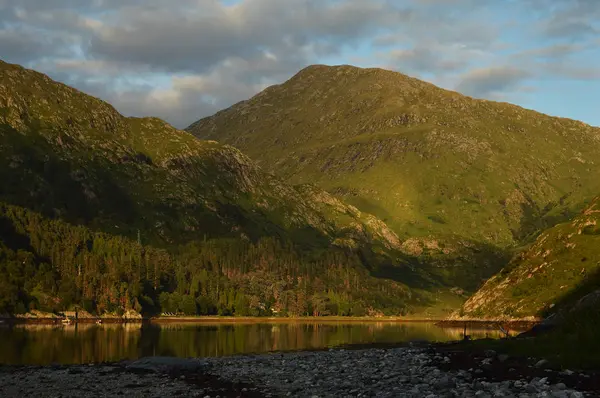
[{"xmin": 0, "ymin": 321, "xmax": 517, "ymax": 365}]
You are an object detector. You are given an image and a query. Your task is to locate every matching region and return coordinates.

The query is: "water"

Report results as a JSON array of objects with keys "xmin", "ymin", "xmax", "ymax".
[{"xmin": 0, "ymin": 321, "xmax": 519, "ymax": 365}]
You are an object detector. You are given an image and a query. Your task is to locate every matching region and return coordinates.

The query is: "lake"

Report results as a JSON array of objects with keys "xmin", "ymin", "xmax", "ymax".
[{"xmin": 0, "ymin": 321, "xmax": 519, "ymax": 365}]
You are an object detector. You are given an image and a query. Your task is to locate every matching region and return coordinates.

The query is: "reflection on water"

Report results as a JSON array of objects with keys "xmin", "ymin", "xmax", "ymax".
[{"xmin": 0, "ymin": 322, "xmax": 519, "ymax": 365}]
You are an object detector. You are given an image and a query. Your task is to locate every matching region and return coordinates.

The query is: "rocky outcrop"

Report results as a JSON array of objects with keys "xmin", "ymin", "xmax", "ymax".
[{"xmin": 456, "ymin": 197, "xmax": 600, "ymax": 320}]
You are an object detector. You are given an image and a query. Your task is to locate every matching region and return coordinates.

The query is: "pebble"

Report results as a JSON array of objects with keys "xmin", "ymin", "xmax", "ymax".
[
  {"xmin": 0, "ymin": 348, "xmax": 591, "ymax": 398},
  {"xmin": 484, "ymin": 350, "xmax": 497, "ymax": 358},
  {"xmin": 536, "ymin": 359, "xmax": 551, "ymax": 369},
  {"xmin": 197, "ymin": 348, "xmax": 589, "ymax": 398}
]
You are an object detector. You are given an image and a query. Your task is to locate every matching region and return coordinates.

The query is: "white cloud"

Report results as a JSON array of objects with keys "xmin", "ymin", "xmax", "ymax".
[
  {"xmin": 456, "ymin": 67, "xmax": 532, "ymax": 97},
  {"xmin": 0, "ymin": 0, "xmax": 598, "ymax": 127}
]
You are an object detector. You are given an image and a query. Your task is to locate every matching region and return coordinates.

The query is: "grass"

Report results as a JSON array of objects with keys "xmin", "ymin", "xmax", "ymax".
[{"xmin": 464, "ymin": 307, "xmax": 600, "ymax": 370}]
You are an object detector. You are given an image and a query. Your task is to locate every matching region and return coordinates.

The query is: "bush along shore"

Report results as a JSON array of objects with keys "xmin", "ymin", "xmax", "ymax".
[{"xmin": 1, "ymin": 343, "xmax": 597, "ymax": 398}]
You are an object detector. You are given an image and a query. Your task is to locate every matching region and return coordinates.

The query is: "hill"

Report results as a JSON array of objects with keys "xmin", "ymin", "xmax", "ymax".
[
  {"xmin": 0, "ymin": 60, "xmax": 405, "ymax": 254},
  {"xmin": 188, "ymin": 64, "xmax": 600, "ymax": 256},
  {"xmin": 0, "ymin": 60, "xmax": 437, "ymax": 316},
  {"xmin": 456, "ymin": 196, "xmax": 600, "ymax": 319}
]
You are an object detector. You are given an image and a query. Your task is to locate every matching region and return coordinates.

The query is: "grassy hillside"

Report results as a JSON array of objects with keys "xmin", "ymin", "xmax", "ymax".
[
  {"xmin": 188, "ymin": 64, "xmax": 600, "ymax": 254},
  {"xmin": 0, "ymin": 60, "xmax": 405, "ymax": 256},
  {"xmin": 456, "ymin": 196, "xmax": 600, "ymax": 319},
  {"xmin": 0, "ymin": 59, "xmax": 484, "ymax": 316},
  {"xmin": 0, "ymin": 59, "xmax": 435, "ymax": 316}
]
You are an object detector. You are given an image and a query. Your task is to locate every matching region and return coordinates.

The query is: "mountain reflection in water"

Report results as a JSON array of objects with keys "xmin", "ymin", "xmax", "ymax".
[{"xmin": 0, "ymin": 321, "xmax": 520, "ymax": 365}]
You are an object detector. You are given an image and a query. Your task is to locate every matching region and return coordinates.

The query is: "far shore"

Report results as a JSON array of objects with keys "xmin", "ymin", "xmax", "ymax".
[
  {"xmin": 151, "ymin": 315, "xmax": 446, "ymax": 322},
  {"xmin": 0, "ymin": 315, "xmax": 540, "ymax": 328}
]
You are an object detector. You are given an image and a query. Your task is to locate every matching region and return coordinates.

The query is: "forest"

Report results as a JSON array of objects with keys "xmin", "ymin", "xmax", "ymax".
[{"xmin": 0, "ymin": 202, "xmax": 410, "ymax": 317}]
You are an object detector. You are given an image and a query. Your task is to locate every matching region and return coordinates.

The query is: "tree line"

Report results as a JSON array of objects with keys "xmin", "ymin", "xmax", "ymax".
[{"xmin": 0, "ymin": 203, "xmax": 410, "ymax": 317}]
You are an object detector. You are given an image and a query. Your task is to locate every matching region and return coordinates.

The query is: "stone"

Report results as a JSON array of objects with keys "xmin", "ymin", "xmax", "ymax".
[
  {"xmin": 473, "ymin": 381, "xmax": 486, "ymax": 390},
  {"xmin": 535, "ymin": 359, "xmax": 551, "ymax": 369},
  {"xmin": 525, "ymin": 384, "xmax": 539, "ymax": 393},
  {"xmin": 484, "ymin": 350, "xmax": 497, "ymax": 358},
  {"xmin": 498, "ymin": 354, "xmax": 510, "ymax": 363},
  {"xmin": 435, "ymin": 376, "xmax": 455, "ymax": 389}
]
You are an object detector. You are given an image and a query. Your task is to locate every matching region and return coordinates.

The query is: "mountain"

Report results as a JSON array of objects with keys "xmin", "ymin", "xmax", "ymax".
[
  {"xmin": 0, "ymin": 60, "xmax": 404, "ymax": 253},
  {"xmin": 456, "ymin": 196, "xmax": 600, "ymax": 320},
  {"xmin": 0, "ymin": 60, "xmax": 431, "ymax": 316},
  {"xmin": 188, "ymin": 64, "xmax": 600, "ymax": 258}
]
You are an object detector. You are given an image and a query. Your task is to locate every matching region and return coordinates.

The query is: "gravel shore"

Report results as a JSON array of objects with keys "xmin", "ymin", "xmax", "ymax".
[{"xmin": 0, "ymin": 346, "xmax": 596, "ymax": 397}]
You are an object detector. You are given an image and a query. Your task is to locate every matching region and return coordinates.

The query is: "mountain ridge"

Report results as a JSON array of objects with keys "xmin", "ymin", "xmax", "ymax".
[
  {"xmin": 188, "ymin": 63, "xmax": 600, "ymax": 250},
  {"xmin": 1, "ymin": 59, "xmax": 444, "ymax": 317},
  {"xmin": 0, "ymin": 59, "xmax": 401, "ymax": 251}
]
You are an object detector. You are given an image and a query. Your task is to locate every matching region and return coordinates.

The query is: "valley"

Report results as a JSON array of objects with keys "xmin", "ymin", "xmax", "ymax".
[
  {"xmin": 2, "ymin": 1, "xmax": 600, "ymax": 396},
  {"xmin": 1, "ymin": 60, "xmax": 599, "ymax": 326}
]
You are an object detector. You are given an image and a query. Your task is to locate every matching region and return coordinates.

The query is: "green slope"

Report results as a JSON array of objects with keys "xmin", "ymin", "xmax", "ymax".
[
  {"xmin": 188, "ymin": 64, "xmax": 600, "ymax": 254},
  {"xmin": 456, "ymin": 196, "xmax": 600, "ymax": 319},
  {"xmin": 0, "ymin": 59, "xmax": 470, "ymax": 316},
  {"xmin": 0, "ymin": 59, "xmax": 404, "ymax": 255}
]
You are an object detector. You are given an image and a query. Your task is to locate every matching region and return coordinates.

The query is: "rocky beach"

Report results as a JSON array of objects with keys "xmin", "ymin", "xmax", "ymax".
[{"xmin": 1, "ymin": 345, "xmax": 597, "ymax": 398}]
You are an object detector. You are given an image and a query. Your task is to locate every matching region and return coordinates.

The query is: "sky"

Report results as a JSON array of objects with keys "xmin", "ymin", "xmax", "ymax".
[{"xmin": 1, "ymin": 0, "xmax": 599, "ymax": 128}]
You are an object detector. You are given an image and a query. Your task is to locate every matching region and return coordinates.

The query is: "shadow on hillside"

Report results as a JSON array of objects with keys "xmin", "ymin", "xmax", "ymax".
[
  {"xmin": 0, "ymin": 124, "xmax": 138, "ymax": 234},
  {"xmin": 513, "ymin": 194, "xmax": 585, "ymax": 244},
  {"xmin": 538, "ymin": 266, "xmax": 600, "ymax": 319},
  {"xmin": 340, "ymin": 192, "xmax": 395, "ymax": 224},
  {"xmin": 0, "ymin": 213, "xmax": 32, "ymax": 252},
  {"xmin": 369, "ymin": 241, "xmax": 512, "ymax": 298}
]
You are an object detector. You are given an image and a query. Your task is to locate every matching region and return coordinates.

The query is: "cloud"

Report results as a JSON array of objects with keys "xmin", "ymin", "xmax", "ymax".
[
  {"xmin": 87, "ymin": 0, "xmax": 412, "ymax": 74},
  {"xmin": 456, "ymin": 67, "xmax": 531, "ymax": 98},
  {"xmin": 0, "ymin": 0, "xmax": 416, "ymax": 126},
  {"xmin": 0, "ymin": 0, "xmax": 598, "ymax": 127},
  {"xmin": 529, "ymin": 0, "xmax": 600, "ymax": 40},
  {"xmin": 383, "ymin": 42, "xmax": 496, "ymax": 77}
]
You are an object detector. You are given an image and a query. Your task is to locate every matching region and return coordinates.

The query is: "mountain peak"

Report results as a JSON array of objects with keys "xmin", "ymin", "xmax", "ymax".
[
  {"xmin": 284, "ymin": 63, "xmax": 428, "ymax": 93},
  {"xmin": 188, "ymin": 64, "xmax": 600, "ymax": 252},
  {"xmin": 292, "ymin": 64, "xmax": 371, "ymax": 77}
]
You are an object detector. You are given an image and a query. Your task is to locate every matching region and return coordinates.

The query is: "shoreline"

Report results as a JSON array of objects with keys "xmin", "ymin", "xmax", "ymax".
[
  {"xmin": 148, "ymin": 316, "xmax": 447, "ymax": 323},
  {"xmin": 1, "ymin": 315, "xmax": 541, "ymax": 327},
  {"xmin": 435, "ymin": 319, "xmax": 540, "ymax": 330}
]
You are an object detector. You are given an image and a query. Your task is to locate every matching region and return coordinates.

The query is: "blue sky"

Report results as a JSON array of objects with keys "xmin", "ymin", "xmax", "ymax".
[{"xmin": 1, "ymin": 0, "xmax": 599, "ymax": 128}]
